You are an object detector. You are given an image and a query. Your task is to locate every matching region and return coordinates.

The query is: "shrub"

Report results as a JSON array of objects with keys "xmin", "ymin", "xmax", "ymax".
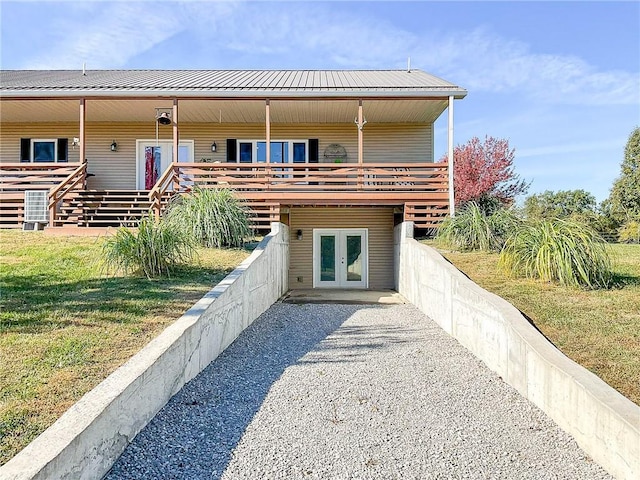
[
  {"xmin": 618, "ymin": 220, "xmax": 640, "ymax": 243},
  {"xmin": 499, "ymin": 219, "xmax": 612, "ymax": 288},
  {"xmin": 165, "ymin": 187, "xmax": 251, "ymax": 248},
  {"xmin": 102, "ymin": 216, "xmax": 195, "ymax": 278},
  {"xmin": 436, "ymin": 202, "xmax": 520, "ymax": 252}
]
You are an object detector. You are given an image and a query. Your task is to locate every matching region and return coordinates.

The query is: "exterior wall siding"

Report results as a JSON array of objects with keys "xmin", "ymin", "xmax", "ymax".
[
  {"xmin": 1, "ymin": 123, "xmax": 433, "ymax": 190},
  {"xmin": 289, "ymin": 206, "xmax": 395, "ymax": 290}
]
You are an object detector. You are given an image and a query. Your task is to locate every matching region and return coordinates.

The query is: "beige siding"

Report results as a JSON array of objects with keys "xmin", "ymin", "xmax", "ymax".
[
  {"xmin": 0, "ymin": 123, "xmax": 82, "ymax": 163},
  {"xmin": 1, "ymin": 122, "xmax": 432, "ymax": 190},
  {"xmin": 289, "ymin": 207, "xmax": 395, "ymax": 290}
]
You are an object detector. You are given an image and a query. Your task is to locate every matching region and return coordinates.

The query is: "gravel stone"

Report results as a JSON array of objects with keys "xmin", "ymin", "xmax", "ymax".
[{"xmin": 105, "ymin": 303, "xmax": 612, "ymax": 480}]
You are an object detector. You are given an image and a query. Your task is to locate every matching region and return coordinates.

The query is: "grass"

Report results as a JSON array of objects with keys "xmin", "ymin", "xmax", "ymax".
[
  {"xmin": 0, "ymin": 230, "xmax": 251, "ymax": 465},
  {"xmin": 431, "ymin": 242, "xmax": 640, "ymax": 406}
]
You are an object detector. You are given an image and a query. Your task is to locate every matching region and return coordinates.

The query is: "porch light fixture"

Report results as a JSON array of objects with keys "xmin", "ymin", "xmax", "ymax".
[
  {"xmin": 211, "ymin": 142, "xmax": 217, "ymax": 153},
  {"xmin": 110, "ymin": 140, "xmax": 118, "ymax": 152},
  {"xmin": 297, "ymin": 229, "xmax": 303, "ymax": 240}
]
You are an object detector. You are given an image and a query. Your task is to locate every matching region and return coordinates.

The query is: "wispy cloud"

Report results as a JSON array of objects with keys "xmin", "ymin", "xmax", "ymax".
[
  {"xmin": 416, "ymin": 27, "xmax": 639, "ymax": 105},
  {"xmin": 25, "ymin": 2, "xmax": 190, "ymax": 69},
  {"xmin": 14, "ymin": 1, "xmax": 639, "ymax": 107}
]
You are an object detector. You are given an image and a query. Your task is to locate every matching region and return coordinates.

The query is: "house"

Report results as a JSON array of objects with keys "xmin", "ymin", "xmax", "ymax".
[{"xmin": 0, "ymin": 69, "xmax": 466, "ymax": 289}]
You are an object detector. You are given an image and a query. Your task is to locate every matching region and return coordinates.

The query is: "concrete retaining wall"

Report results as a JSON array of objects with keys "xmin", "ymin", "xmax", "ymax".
[
  {"xmin": 395, "ymin": 222, "xmax": 639, "ymax": 480},
  {"xmin": 0, "ymin": 223, "xmax": 289, "ymax": 480}
]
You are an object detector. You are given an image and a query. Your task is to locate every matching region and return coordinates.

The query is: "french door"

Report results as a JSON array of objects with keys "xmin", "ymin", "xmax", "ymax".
[
  {"xmin": 313, "ymin": 229, "xmax": 368, "ymax": 288},
  {"xmin": 136, "ymin": 140, "xmax": 194, "ymax": 190}
]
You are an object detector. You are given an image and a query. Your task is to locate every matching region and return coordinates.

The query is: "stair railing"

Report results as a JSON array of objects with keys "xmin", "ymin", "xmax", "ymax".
[
  {"xmin": 48, "ymin": 162, "xmax": 87, "ymax": 226},
  {"xmin": 148, "ymin": 162, "xmax": 181, "ymax": 220}
]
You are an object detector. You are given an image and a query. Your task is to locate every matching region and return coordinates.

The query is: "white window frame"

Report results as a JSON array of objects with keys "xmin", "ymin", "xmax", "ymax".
[
  {"xmin": 135, "ymin": 139, "xmax": 195, "ymax": 190},
  {"xmin": 312, "ymin": 228, "xmax": 369, "ymax": 289},
  {"xmin": 31, "ymin": 139, "xmax": 58, "ymax": 163}
]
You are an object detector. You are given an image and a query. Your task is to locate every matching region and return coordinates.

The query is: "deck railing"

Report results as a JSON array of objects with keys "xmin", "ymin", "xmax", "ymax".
[
  {"xmin": 48, "ymin": 162, "xmax": 87, "ymax": 226},
  {"xmin": 0, "ymin": 163, "xmax": 82, "ymax": 191},
  {"xmin": 0, "ymin": 163, "xmax": 86, "ymax": 228},
  {"xmin": 148, "ymin": 163, "xmax": 181, "ymax": 220},
  {"xmin": 150, "ymin": 161, "xmax": 449, "ymax": 218}
]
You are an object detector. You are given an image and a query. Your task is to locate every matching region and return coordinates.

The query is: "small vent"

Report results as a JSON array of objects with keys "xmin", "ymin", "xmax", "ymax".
[{"xmin": 24, "ymin": 190, "xmax": 49, "ymax": 224}]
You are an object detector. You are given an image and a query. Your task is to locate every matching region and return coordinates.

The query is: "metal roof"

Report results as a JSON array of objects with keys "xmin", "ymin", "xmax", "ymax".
[{"xmin": 0, "ymin": 69, "xmax": 467, "ymax": 99}]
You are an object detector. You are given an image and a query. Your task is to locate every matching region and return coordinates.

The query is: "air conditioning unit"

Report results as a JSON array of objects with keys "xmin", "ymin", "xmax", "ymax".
[{"xmin": 23, "ymin": 190, "xmax": 49, "ymax": 230}]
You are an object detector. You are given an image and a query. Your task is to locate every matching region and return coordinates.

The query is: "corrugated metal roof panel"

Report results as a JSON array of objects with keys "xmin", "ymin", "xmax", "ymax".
[{"xmin": 0, "ymin": 69, "xmax": 466, "ymax": 98}]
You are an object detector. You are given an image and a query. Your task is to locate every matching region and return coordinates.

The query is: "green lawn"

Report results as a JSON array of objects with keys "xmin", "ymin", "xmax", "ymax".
[
  {"xmin": 0, "ymin": 230, "xmax": 250, "ymax": 465},
  {"xmin": 434, "ymin": 242, "xmax": 640, "ymax": 406}
]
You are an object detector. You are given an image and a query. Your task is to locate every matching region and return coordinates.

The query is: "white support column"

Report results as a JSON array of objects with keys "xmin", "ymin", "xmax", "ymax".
[
  {"xmin": 447, "ymin": 95, "xmax": 455, "ymax": 217},
  {"xmin": 172, "ymin": 98, "xmax": 179, "ymax": 165},
  {"xmin": 265, "ymin": 99, "xmax": 271, "ymax": 164},
  {"xmin": 79, "ymin": 98, "xmax": 86, "ymax": 164}
]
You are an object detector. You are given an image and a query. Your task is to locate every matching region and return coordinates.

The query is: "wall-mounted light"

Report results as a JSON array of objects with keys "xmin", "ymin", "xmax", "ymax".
[
  {"xmin": 71, "ymin": 137, "xmax": 80, "ymax": 149},
  {"xmin": 297, "ymin": 229, "xmax": 303, "ymax": 241},
  {"xmin": 110, "ymin": 140, "xmax": 118, "ymax": 152},
  {"xmin": 211, "ymin": 142, "xmax": 217, "ymax": 153}
]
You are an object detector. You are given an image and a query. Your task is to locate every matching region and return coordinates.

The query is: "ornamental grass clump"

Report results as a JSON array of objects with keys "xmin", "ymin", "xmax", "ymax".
[
  {"xmin": 165, "ymin": 187, "xmax": 251, "ymax": 248},
  {"xmin": 436, "ymin": 202, "xmax": 520, "ymax": 252},
  {"xmin": 499, "ymin": 218, "xmax": 613, "ymax": 288},
  {"xmin": 102, "ymin": 216, "xmax": 195, "ymax": 278}
]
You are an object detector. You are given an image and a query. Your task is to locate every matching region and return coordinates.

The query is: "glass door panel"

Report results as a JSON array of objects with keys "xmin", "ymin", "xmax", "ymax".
[
  {"xmin": 144, "ymin": 145, "xmax": 162, "ymax": 189},
  {"xmin": 320, "ymin": 235, "xmax": 337, "ymax": 282},
  {"xmin": 345, "ymin": 235, "xmax": 363, "ymax": 282}
]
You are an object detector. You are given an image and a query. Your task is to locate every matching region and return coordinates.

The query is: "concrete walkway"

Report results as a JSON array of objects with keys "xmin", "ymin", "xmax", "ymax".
[{"xmin": 106, "ymin": 303, "xmax": 611, "ymax": 479}]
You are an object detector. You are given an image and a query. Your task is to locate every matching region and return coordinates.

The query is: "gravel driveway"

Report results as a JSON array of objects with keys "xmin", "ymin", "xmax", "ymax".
[{"xmin": 106, "ymin": 303, "xmax": 611, "ymax": 480}]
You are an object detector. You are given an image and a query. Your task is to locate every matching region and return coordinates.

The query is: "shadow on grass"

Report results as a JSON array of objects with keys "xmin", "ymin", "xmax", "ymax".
[
  {"xmin": 611, "ymin": 271, "xmax": 640, "ymax": 288},
  {"xmin": 0, "ymin": 266, "xmax": 233, "ymax": 334}
]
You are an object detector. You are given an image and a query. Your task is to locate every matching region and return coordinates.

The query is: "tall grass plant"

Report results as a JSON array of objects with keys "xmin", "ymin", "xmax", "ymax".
[
  {"xmin": 436, "ymin": 202, "xmax": 520, "ymax": 252},
  {"xmin": 102, "ymin": 216, "xmax": 195, "ymax": 278},
  {"xmin": 499, "ymin": 218, "xmax": 612, "ymax": 288},
  {"xmin": 165, "ymin": 187, "xmax": 251, "ymax": 248}
]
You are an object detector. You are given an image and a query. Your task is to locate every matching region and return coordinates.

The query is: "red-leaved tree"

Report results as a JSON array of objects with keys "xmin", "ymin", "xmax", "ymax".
[{"xmin": 440, "ymin": 136, "xmax": 529, "ymax": 208}]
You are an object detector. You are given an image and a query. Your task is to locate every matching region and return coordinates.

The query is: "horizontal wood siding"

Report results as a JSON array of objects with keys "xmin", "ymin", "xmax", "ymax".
[
  {"xmin": 1, "ymin": 123, "xmax": 432, "ymax": 190},
  {"xmin": 289, "ymin": 207, "xmax": 394, "ymax": 290},
  {"xmin": 0, "ymin": 123, "xmax": 82, "ymax": 163}
]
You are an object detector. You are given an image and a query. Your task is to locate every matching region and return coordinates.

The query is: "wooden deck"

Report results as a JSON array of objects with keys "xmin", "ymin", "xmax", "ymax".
[{"xmin": 1, "ymin": 161, "xmax": 450, "ymax": 230}]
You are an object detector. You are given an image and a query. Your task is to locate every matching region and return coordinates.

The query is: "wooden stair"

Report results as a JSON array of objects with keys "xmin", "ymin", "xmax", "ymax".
[
  {"xmin": 55, "ymin": 190, "xmax": 278, "ymax": 231},
  {"xmin": 57, "ymin": 190, "xmax": 165, "ymax": 227}
]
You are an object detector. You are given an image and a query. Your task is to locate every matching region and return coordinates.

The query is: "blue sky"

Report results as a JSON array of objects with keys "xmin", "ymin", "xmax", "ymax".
[{"xmin": 2, "ymin": 0, "xmax": 639, "ymax": 203}]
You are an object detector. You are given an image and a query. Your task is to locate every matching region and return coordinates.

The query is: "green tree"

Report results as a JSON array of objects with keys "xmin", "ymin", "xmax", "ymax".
[
  {"xmin": 524, "ymin": 189, "xmax": 597, "ymax": 220},
  {"xmin": 609, "ymin": 127, "xmax": 640, "ymax": 222}
]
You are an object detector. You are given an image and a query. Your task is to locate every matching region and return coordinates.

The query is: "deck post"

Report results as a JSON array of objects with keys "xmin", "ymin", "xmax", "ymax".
[
  {"xmin": 172, "ymin": 97, "xmax": 179, "ymax": 174},
  {"xmin": 265, "ymin": 99, "xmax": 271, "ymax": 189},
  {"xmin": 357, "ymin": 99, "xmax": 364, "ymax": 189},
  {"xmin": 79, "ymin": 98, "xmax": 86, "ymax": 165},
  {"xmin": 447, "ymin": 95, "xmax": 455, "ymax": 217}
]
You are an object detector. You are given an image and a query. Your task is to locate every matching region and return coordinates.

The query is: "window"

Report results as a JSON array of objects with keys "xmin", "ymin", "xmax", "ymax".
[
  {"xmin": 239, "ymin": 142, "xmax": 253, "ymax": 163},
  {"xmin": 237, "ymin": 140, "xmax": 308, "ymax": 164},
  {"xmin": 20, "ymin": 138, "xmax": 68, "ymax": 163},
  {"xmin": 33, "ymin": 140, "xmax": 56, "ymax": 162}
]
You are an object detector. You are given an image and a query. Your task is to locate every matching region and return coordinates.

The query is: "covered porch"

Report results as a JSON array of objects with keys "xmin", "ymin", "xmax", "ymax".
[{"xmin": 0, "ymin": 69, "xmax": 464, "ymax": 232}]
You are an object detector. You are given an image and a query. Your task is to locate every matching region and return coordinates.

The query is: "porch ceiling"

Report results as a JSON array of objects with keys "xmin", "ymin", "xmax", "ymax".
[{"xmin": 0, "ymin": 98, "xmax": 448, "ymax": 124}]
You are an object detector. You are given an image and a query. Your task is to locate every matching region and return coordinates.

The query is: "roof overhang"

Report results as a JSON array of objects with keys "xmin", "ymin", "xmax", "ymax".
[{"xmin": 0, "ymin": 97, "xmax": 452, "ymax": 124}]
